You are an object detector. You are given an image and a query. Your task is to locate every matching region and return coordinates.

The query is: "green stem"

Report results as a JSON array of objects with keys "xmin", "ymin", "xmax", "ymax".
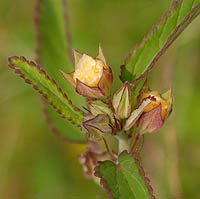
[{"xmin": 116, "ymin": 132, "xmax": 129, "ymax": 154}]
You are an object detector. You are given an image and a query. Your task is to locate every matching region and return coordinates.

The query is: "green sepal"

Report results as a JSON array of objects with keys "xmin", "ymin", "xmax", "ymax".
[
  {"xmin": 112, "ymin": 82, "xmax": 133, "ymax": 119},
  {"xmin": 124, "ymin": 97, "xmax": 155, "ymax": 131}
]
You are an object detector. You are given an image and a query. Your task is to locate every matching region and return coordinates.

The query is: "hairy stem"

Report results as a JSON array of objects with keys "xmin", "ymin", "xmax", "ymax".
[{"xmin": 116, "ymin": 132, "xmax": 129, "ymax": 154}]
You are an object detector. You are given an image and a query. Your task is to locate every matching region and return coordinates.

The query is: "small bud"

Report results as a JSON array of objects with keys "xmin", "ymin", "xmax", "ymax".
[
  {"xmin": 112, "ymin": 82, "xmax": 132, "ymax": 119},
  {"xmin": 61, "ymin": 45, "xmax": 113, "ymax": 99},
  {"xmin": 137, "ymin": 104, "xmax": 163, "ymax": 133},
  {"xmin": 87, "ymin": 100, "xmax": 116, "ymax": 125},
  {"xmin": 136, "ymin": 81, "xmax": 173, "ymax": 133},
  {"xmin": 81, "ymin": 114, "xmax": 113, "ymax": 141},
  {"xmin": 124, "ymin": 97, "xmax": 155, "ymax": 131}
]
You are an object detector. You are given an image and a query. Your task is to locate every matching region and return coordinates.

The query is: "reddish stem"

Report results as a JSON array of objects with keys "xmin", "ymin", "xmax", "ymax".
[
  {"xmin": 103, "ymin": 137, "xmax": 110, "ymax": 154},
  {"xmin": 137, "ymin": 135, "xmax": 145, "ymax": 154},
  {"xmin": 130, "ymin": 130, "xmax": 140, "ymax": 153}
]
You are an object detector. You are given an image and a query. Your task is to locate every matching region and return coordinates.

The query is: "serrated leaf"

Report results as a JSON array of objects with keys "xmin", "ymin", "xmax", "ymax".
[
  {"xmin": 42, "ymin": 101, "xmax": 86, "ymax": 142},
  {"xmin": 120, "ymin": 0, "xmax": 200, "ymax": 82},
  {"xmin": 8, "ymin": 56, "xmax": 84, "ymax": 125},
  {"xmin": 35, "ymin": 0, "xmax": 86, "ymax": 142},
  {"xmin": 95, "ymin": 151, "xmax": 155, "ymax": 199}
]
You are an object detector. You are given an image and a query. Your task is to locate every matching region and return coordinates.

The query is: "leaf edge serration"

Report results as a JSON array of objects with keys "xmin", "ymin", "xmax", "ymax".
[
  {"xmin": 120, "ymin": 0, "xmax": 200, "ymax": 83},
  {"xmin": 8, "ymin": 56, "xmax": 84, "ymax": 125},
  {"xmin": 94, "ymin": 150, "xmax": 156, "ymax": 199}
]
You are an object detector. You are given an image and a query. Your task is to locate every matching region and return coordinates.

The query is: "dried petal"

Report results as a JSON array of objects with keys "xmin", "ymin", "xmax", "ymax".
[
  {"xmin": 78, "ymin": 141, "xmax": 110, "ymax": 179},
  {"xmin": 138, "ymin": 80, "xmax": 173, "ymax": 121},
  {"xmin": 98, "ymin": 66, "xmax": 113, "ymax": 96}
]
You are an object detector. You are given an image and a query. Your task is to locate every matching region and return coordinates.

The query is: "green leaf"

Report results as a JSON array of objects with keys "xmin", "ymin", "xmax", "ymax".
[
  {"xmin": 35, "ymin": 0, "xmax": 86, "ymax": 142},
  {"xmin": 120, "ymin": 0, "xmax": 200, "ymax": 82},
  {"xmin": 95, "ymin": 151, "xmax": 154, "ymax": 199},
  {"xmin": 8, "ymin": 56, "xmax": 83, "ymax": 125}
]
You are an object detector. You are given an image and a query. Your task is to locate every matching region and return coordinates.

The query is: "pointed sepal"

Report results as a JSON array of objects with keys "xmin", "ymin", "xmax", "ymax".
[
  {"xmin": 112, "ymin": 82, "xmax": 132, "ymax": 119},
  {"xmin": 88, "ymin": 100, "xmax": 113, "ymax": 117},
  {"xmin": 96, "ymin": 44, "xmax": 107, "ymax": 65},
  {"xmin": 73, "ymin": 49, "xmax": 82, "ymax": 67},
  {"xmin": 60, "ymin": 71, "xmax": 76, "ymax": 87},
  {"xmin": 82, "ymin": 114, "xmax": 113, "ymax": 141},
  {"xmin": 124, "ymin": 96, "xmax": 156, "ymax": 131}
]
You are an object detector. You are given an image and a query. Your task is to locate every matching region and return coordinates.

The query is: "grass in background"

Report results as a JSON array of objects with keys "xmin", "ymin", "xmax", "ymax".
[{"xmin": 0, "ymin": 0, "xmax": 200, "ymax": 198}]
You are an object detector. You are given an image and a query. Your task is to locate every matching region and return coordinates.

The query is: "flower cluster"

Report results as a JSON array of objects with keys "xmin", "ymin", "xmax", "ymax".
[{"xmin": 62, "ymin": 46, "xmax": 173, "ymax": 178}]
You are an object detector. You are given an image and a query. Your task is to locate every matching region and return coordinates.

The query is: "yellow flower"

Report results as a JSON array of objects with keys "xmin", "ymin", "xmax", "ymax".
[
  {"xmin": 61, "ymin": 45, "xmax": 113, "ymax": 99},
  {"xmin": 140, "ymin": 90, "xmax": 170, "ymax": 120},
  {"xmin": 73, "ymin": 54, "xmax": 105, "ymax": 87}
]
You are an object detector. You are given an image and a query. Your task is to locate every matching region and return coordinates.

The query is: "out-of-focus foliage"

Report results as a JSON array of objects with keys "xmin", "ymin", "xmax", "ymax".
[
  {"xmin": 35, "ymin": 0, "xmax": 87, "ymax": 142},
  {"xmin": 0, "ymin": 0, "xmax": 200, "ymax": 198},
  {"xmin": 120, "ymin": 0, "xmax": 200, "ymax": 82}
]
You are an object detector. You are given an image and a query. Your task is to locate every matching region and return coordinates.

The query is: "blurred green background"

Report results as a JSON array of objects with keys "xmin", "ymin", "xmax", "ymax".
[{"xmin": 0, "ymin": 0, "xmax": 200, "ymax": 198}]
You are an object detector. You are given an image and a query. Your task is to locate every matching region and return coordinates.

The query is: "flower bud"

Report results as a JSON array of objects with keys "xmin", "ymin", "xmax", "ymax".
[
  {"xmin": 136, "ymin": 81, "xmax": 173, "ymax": 133},
  {"xmin": 124, "ymin": 80, "xmax": 172, "ymax": 133},
  {"xmin": 137, "ymin": 104, "xmax": 163, "ymax": 133},
  {"xmin": 112, "ymin": 82, "xmax": 132, "ymax": 119},
  {"xmin": 81, "ymin": 114, "xmax": 113, "ymax": 141},
  {"xmin": 61, "ymin": 45, "xmax": 113, "ymax": 99},
  {"xmin": 87, "ymin": 100, "xmax": 116, "ymax": 125},
  {"xmin": 124, "ymin": 96, "xmax": 155, "ymax": 131}
]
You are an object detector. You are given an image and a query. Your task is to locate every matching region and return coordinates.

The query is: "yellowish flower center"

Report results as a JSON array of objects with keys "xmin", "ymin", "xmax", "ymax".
[
  {"xmin": 141, "ymin": 91, "xmax": 169, "ymax": 120},
  {"xmin": 73, "ymin": 54, "xmax": 104, "ymax": 87}
]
